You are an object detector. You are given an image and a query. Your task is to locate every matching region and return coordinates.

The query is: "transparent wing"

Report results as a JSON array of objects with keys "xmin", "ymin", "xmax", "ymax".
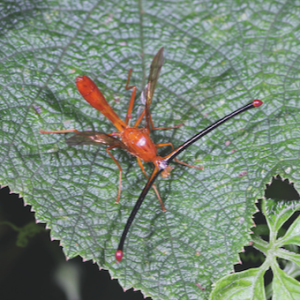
[
  {"xmin": 146, "ymin": 47, "xmax": 164, "ymax": 107},
  {"xmin": 66, "ymin": 131, "xmax": 127, "ymax": 149},
  {"xmin": 144, "ymin": 47, "xmax": 164, "ymax": 129},
  {"xmin": 140, "ymin": 84, "xmax": 147, "ymax": 105}
]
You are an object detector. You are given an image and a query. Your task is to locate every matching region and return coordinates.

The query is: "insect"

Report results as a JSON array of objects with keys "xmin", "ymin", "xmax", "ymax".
[
  {"xmin": 114, "ymin": 64, "xmax": 263, "ymax": 261},
  {"xmin": 115, "ymin": 98, "xmax": 263, "ymax": 261},
  {"xmin": 40, "ymin": 47, "xmax": 202, "ymax": 212},
  {"xmin": 39, "ymin": 48, "xmax": 263, "ymax": 262}
]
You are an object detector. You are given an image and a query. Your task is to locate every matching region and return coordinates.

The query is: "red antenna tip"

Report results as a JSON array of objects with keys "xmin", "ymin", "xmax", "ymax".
[
  {"xmin": 115, "ymin": 250, "xmax": 123, "ymax": 262},
  {"xmin": 253, "ymin": 99, "xmax": 263, "ymax": 107}
]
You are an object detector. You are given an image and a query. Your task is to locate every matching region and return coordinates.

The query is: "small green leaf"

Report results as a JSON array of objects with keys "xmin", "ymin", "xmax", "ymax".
[
  {"xmin": 210, "ymin": 268, "xmax": 266, "ymax": 300},
  {"xmin": 276, "ymin": 248, "xmax": 300, "ymax": 270},
  {"xmin": 279, "ymin": 215, "xmax": 300, "ymax": 247},
  {"xmin": 212, "ymin": 197, "xmax": 300, "ymax": 299},
  {"xmin": 263, "ymin": 199, "xmax": 300, "ymax": 241},
  {"xmin": 272, "ymin": 263, "xmax": 300, "ymax": 300}
]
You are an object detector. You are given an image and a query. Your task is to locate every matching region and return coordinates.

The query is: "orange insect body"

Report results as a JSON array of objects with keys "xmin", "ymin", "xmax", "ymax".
[
  {"xmin": 40, "ymin": 48, "xmax": 200, "ymax": 210},
  {"xmin": 76, "ymin": 76, "xmax": 126, "ymax": 132},
  {"xmin": 77, "ymin": 76, "xmax": 162, "ymax": 166},
  {"xmin": 120, "ymin": 128, "xmax": 158, "ymax": 162}
]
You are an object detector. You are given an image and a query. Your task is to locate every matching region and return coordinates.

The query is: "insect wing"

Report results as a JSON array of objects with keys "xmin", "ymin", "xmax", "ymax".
[
  {"xmin": 66, "ymin": 131, "xmax": 126, "ymax": 149},
  {"xmin": 146, "ymin": 47, "xmax": 164, "ymax": 107},
  {"xmin": 140, "ymin": 84, "xmax": 147, "ymax": 105}
]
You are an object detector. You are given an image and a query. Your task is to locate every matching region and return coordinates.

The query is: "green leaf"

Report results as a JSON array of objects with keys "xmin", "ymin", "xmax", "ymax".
[
  {"xmin": 272, "ymin": 263, "xmax": 300, "ymax": 300},
  {"xmin": 209, "ymin": 268, "xmax": 266, "ymax": 300},
  {"xmin": 1, "ymin": 0, "xmax": 300, "ymax": 299},
  {"xmin": 212, "ymin": 197, "xmax": 300, "ymax": 299},
  {"xmin": 277, "ymin": 248, "xmax": 300, "ymax": 270},
  {"xmin": 264, "ymin": 199, "xmax": 300, "ymax": 242},
  {"xmin": 279, "ymin": 214, "xmax": 300, "ymax": 247}
]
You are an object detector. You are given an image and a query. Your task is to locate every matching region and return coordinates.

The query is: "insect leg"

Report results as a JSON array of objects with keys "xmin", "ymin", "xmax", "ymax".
[
  {"xmin": 106, "ymin": 146, "xmax": 123, "ymax": 203},
  {"xmin": 134, "ymin": 108, "xmax": 183, "ymax": 130},
  {"xmin": 148, "ymin": 114, "xmax": 183, "ymax": 130},
  {"xmin": 156, "ymin": 142, "xmax": 203, "ymax": 170},
  {"xmin": 124, "ymin": 69, "xmax": 137, "ymax": 125},
  {"xmin": 40, "ymin": 129, "xmax": 80, "ymax": 134},
  {"xmin": 136, "ymin": 157, "xmax": 166, "ymax": 212}
]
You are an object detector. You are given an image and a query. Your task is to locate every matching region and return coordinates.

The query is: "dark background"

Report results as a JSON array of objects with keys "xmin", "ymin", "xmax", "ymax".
[{"xmin": 0, "ymin": 186, "xmax": 151, "ymax": 300}]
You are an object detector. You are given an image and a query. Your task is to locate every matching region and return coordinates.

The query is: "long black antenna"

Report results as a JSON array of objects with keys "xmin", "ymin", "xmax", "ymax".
[
  {"xmin": 115, "ymin": 99, "xmax": 263, "ymax": 261},
  {"xmin": 165, "ymin": 100, "xmax": 263, "ymax": 164},
  {"xmin": 115, "ymin": 167, "xmax": 162, "ymax": 262}
]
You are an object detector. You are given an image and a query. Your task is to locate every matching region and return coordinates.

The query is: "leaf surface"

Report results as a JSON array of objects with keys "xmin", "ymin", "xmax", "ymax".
[{"xmin": 1, "ymin": 0, "xmax": 300, "ymax": 299}]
